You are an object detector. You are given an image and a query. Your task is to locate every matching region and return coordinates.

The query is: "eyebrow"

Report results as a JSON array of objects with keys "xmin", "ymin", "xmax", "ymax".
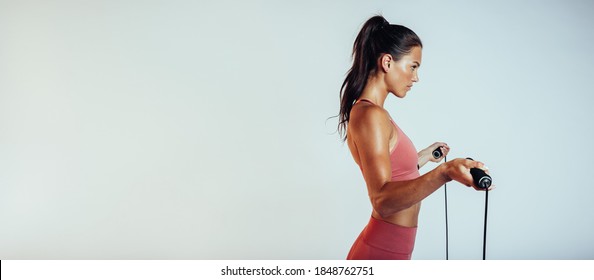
[{"xmin": 413, "ymin": 61, "xmax": 421, "ymax": 67}]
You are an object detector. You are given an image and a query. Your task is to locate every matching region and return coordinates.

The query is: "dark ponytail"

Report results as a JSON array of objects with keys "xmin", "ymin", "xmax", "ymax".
[{"xmin": 337, "ymin": 15, "xmax": 423, "ymax": 141}]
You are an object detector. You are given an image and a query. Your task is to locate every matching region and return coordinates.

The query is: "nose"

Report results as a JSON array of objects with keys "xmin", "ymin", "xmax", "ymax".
[{"xmin": 412, "ymin": 71, "xmax": 419, "ymax": 83}]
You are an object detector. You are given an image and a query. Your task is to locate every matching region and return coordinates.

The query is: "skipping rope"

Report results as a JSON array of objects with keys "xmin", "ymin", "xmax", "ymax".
[{"xmin": 442, "ymin": 155, "xmax": 490, "ymax": 260}]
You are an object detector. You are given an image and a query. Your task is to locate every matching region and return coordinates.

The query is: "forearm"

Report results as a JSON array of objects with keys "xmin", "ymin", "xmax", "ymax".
[{"xmin": 372, "ymin": 163, "xmax": 450, "ymax": 218}]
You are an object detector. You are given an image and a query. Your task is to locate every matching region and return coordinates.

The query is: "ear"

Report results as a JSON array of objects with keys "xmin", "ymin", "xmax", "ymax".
[{"xmin": 379, "ymin": 54, "xmax": 393, "ymax": 73}]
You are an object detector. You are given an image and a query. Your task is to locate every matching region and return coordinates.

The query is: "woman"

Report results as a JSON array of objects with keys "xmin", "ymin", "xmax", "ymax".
[{"xmin": 339, "ymin": 15, "xmax": 489, "ymax": 260}]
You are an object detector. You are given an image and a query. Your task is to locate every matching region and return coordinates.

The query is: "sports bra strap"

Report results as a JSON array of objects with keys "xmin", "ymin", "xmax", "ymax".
[{"xmin": 357, "ymin": 98, "xmax": 376, "ymax": 105}]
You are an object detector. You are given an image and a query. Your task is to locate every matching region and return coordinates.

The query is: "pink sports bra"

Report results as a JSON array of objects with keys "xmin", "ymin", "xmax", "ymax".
[
  {"xmin": 388, "ymin": 118, "xmax": 420, "ymax": 181},
  {"xmin": 357, "ymin": 99, "xmax": 420, "ymax": 181}
]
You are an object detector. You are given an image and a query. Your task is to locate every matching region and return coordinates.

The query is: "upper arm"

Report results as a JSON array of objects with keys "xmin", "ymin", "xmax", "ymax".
[{"xmin": 349, "ymin": 107, "xmax": 393, "ymax": 196}]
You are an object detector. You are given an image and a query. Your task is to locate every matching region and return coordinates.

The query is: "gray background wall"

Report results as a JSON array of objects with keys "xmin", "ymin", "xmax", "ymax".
[{"xmin": 1, "ymin": 0, "xmax": 593, "ymax": 259}]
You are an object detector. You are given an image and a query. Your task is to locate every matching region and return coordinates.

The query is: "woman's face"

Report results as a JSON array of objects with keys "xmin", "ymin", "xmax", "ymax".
[{"xmin": 387, "ymin": 46, "xmax": 422, "ymax": 98}]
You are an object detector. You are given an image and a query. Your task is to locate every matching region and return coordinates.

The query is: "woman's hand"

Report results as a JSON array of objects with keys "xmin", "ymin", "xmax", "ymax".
[
  {"xmin": 427, "ymin": 142, "xmax": 449, "ymax": 162},
  {"xmin": 441, "ymin": 158, "xmax": 493, "ymax": 191},
  {"xmin": 418, "ymin": 142, "xmax": 450, "ymax": 169}
]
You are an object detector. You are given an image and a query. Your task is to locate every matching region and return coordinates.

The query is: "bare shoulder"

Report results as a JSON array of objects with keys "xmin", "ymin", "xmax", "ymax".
[{"xmin": 348, "ymin": 103, "xmax": 391, "ymax": 140}]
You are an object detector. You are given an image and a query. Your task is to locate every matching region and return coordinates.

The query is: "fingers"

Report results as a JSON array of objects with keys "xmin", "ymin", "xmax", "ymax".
[
  {"xmin": 475, "ymin": 161, "xmax": 485, "ymax": 169},
  {"xmin": 449, "ymin": 158, "xmax": 493, "ymax": 191},
  {"xmin": 434, "ymin": 142, "xmax": 450, "ymax": 150},
  {"xmin": 466, "ymin": 159, "xmax": 485, "ymax": 170},
  {"xmin": 431, "ymin": 142, "xmax": 450, "ymax": 160},
  {"xmin": 471, "ymin": 158, "xmax": 491, "ymax": 177},
  {"xmin": 469, "ymin": 161, "xmax": 493, "ymax": 191},
  {"xmin": 441, "ymin": 145, "xmax": 450, "ymax": 156}
]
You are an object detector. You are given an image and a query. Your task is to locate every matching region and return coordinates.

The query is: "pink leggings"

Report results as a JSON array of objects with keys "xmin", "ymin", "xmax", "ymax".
[{"xmin": 347, "ymin": 216, "xmax": 417, "ymax": 260}]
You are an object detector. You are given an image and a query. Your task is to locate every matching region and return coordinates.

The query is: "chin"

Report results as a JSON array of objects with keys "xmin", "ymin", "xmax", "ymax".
[{"xmin": 392, "ymin": 91, "xmax": 406, "ymax": 98}]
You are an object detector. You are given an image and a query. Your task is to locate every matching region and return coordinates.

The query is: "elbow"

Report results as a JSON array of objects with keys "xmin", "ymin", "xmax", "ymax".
[
  {"xmin": 371, "ymin": 195, "xmax": 397, "ymax": 219},
  {"xmin": 371, "ymin": 193, "xmax": 410, "ymax": 219}
]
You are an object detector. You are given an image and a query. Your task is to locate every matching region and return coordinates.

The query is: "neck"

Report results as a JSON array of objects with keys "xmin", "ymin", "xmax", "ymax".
[{"xmin": 360, "ymin": 74, "xmax": 389, "ymax": 107}]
